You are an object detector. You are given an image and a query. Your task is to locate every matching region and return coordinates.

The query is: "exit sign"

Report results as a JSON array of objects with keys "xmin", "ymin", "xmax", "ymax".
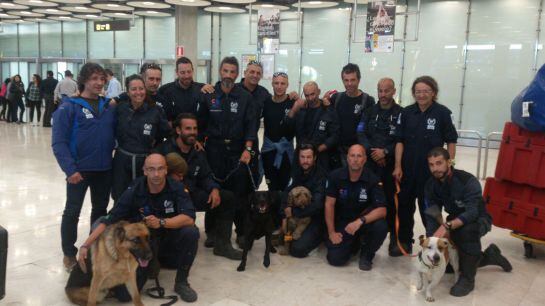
[{"xmin": 94, "ymin": 20, "xmax": 130, "ymax": 32}]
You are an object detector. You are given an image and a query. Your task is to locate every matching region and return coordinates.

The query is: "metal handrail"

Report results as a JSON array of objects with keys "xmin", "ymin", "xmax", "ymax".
[
  {"xmin": 482, "ymin": 132, "xmax": 503, "ymax": 180},
  {"xmin": 457, "ymin": 129, "xmax": 484, "ymax": 178}
]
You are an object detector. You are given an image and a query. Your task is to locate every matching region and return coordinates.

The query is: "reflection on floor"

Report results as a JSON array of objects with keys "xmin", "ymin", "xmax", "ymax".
[{"xmin": 0, "ymin": 122, "xmax": 544, "ymax": 306}]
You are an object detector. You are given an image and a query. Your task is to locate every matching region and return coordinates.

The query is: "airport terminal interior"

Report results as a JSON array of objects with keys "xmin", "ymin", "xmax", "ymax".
[{"xmin": 1, "ymin": 0, "xmax": 545, "ymax": 305}]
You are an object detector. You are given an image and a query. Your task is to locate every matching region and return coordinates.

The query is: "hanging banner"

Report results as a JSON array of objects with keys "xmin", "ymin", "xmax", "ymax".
[
  {"xmin": 257, "ymin": 8, "xmax": 280, "ymax": 54},
  {"xmin": 259, "ymin": 54, "xmax": 275, "ymax": 80},
  {"xmin": 365, "ymin": 1, "xmax": 396, "ymax": 53}
]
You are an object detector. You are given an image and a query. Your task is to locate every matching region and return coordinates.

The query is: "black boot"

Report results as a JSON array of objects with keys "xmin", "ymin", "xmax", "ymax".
[
  {"xmin": 204, "ymin": 233, "xmax": 215, "ymax": 248},
  {"xmin": 479, "ymin": 243, "xmax": 512, "ymax": 272},
  {"xmin": 388, "ymin": 232, "xmax": 399, "ymax": 257},
  {"xmin": 174, "ymin": 266, "xmax": 198, "ymax": 303},
  {"xmin": 450, "ymin": 251, "xmax": 479, "ymax": 297},
  {"xmin": 213, "ymin": 219, "xmax": 242, "ymax": 260},
  {"xmin": 389, "ymin": 241, "xmax": 411, "ymax": 257}
]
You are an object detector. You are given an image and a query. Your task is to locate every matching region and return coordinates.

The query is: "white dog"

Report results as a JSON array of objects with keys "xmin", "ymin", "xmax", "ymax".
[{"xmin": 415, "ymin": 235, "xmax": 459, "ymax": 302}]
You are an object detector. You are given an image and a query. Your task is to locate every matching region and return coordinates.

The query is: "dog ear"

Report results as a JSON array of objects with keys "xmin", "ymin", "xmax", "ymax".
[
  {"xmin": 115, "ymin": 224, "xmax": 126, "ymax": 242},
  {"xmin": 419, "ymin": 235, "xmax": 425, "ymax": 246}
]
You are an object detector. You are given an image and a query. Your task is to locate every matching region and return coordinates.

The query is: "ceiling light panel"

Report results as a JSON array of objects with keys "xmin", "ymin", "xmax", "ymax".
[
  {"xmin": 14, "ymin": 0, "xmax": 59, "ymax": 7},
  {"xmin": 165, "ymin": 0, "xmax": 211, "ymax": 7},
  {"xmin": 126, "ymin": 1, "xmax": 171, "ymax": 9}
]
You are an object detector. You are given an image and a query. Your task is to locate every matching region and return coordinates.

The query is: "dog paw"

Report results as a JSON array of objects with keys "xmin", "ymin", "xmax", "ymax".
[
  {"xmin": 263, "ymin": 257, "xmax": 270, "ymax": 268},
  {"xmin": 271, "ymin": 246, "xmax": 277, "ymax": 253},
  {"xmin": 416, "ymin": 283, "xmax": 423, "ymax": 291},
  {"xmin": 237, "ymin": 265, "xmax": 246, "ymax": 272},
  {"xmin": 292, "ymin": 233, "xmax": 302, "ymax": 240},
  {"xmin": 425, "ymin": 296, "xmax": 435, "ymax": 302}
]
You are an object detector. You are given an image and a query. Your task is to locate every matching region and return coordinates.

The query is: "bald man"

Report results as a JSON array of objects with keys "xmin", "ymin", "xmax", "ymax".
[
  {"xmin": 77, "ymin": 153, "xmax": 200, "ymax": 302},
  {"xmin": 357, "ymin": 78, "xmax": 403, "ymax": 256},
  {"xmin": 325, "ymin": 144, "xmax": 388, "ymax": 270},
  {"xmin": 285, "ymin": 81, "xmax": 340, "ymax": 170}
]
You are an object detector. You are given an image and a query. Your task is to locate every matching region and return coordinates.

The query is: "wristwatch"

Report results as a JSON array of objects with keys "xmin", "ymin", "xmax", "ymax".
[
  {"xmin": 359, "ymin": 216, "xmax": 367, "ymax": 225},
  {"xmin": 159, "ymin": 218, "xmax": 166, "ymax": 228},
  {"xmin": 245, "ymin": 146, "xmax": 255, "ymax": 156},
  {"xmin": 444, "ymin": 221, "xmax": 452, "ymax": 231}
]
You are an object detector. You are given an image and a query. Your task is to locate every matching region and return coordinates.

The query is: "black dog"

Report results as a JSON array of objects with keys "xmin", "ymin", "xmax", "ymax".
[{"xmin": 237, "ymin": 191, "xmax": 278, "ymax": 272}]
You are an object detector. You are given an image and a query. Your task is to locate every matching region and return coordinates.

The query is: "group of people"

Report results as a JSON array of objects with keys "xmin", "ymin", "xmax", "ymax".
[
  {"xmin": 50, "ymin": 57, "xmax": 512, "ymax": 303},
  {"xmin": 0, "ymin": 69, "xmax": 77, "ymax": 127}
]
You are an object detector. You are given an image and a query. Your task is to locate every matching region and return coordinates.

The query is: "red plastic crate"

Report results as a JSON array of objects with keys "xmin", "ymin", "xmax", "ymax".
[
  {"xmin": 495, "ymin": 130, "xmax": 545, "ymax": 188},
  {"xmin": 502, "ymin": 122, "xmax": 545, "ymax": 146},
  {"xmin": 484, "ymin": 178, "xmax": 545, "ymax": 239}
]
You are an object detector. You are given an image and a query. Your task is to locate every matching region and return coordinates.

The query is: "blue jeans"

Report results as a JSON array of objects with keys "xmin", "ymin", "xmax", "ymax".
[{"xmin": 61, "ymin": 170, "xmax": 112, "ymax": 257}]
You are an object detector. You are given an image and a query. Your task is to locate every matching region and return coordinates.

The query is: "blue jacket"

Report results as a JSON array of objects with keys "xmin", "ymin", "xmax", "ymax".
[{"xmin": 52, "ymin": 96, "xmax": 116, "ymax": 177}]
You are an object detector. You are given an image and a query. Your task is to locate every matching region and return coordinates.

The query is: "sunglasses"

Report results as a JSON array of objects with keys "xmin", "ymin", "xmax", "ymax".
[
  {"xmin": 273, "ymin": 72, "xmax": 288, "ymax": 78},
  {"xmin": 248, "ymin": 60, "xmax": 263, "ymax": 68}
]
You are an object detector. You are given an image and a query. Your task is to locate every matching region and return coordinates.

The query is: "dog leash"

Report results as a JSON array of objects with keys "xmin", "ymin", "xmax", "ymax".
[
  {"xmin": 146, "ymin": 278, "xmax": 178, "ymax": 306},
  {"xmin": 394, "ymin": 180, "xmax": 418, "ymax": 258},
  {"xmin": 212, "ymin": 161, "xmax": 258, "ymax": 191}
]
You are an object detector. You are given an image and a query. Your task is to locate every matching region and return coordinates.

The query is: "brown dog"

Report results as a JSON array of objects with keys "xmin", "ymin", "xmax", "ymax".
[
  {"xmin": 280, "ymin": 186, "xmax": 312, "ymax": 255},
  {"xmin": 65, "ymin": 221, "xmax": 153, "ymax": 306}
]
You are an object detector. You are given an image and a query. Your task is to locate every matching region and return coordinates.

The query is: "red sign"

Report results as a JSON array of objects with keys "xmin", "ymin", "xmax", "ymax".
[{"xmin": 176, "ymin": 45, "xmax": 185, "ymax": 58}]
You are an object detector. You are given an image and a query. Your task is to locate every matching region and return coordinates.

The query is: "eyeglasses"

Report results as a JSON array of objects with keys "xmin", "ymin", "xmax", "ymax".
[
  {"xmin": 273, "ymin": 72, "xmax": 288, "ymax": 78},
  {"xmin": 248, "ymin": 60, "xmax": 262, "ymax": 68}
]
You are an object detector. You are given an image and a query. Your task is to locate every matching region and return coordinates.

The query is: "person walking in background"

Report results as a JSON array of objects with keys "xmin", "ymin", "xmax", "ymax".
[
  {"xmin": 41, "ymin": 71, "xmax": 58, "ymax": 127},
  {"xmin": 26, "ymin": 74, "xmax": 43, "ymax": 126},
  {"xmin": 0, "ymin": 78, "xmax": 9, "ymax": 121},
  {"xmin": 8, "ymin": 74, "xmax": 25, "ymax": 124}
]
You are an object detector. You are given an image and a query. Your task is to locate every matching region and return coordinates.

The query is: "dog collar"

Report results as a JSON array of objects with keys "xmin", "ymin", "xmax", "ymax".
[{"xmin": 418, "ymin": 251, "xmax": 436, "ymax": 270}]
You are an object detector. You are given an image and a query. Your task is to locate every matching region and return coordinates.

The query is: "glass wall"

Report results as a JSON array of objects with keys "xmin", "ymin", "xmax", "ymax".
[{"xmin": 2, "ymin": 0, "xmax": 544, "ymax": 134}]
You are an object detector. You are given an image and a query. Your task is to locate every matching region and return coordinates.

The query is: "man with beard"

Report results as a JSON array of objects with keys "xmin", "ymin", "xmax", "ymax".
[
  {"xmin": 280, "ymin": 144, "xmax": 327, "ymax": 258},
  {"xmin": 198, "ymin": 56, "xmax": 257, "ymax": 247},
  {"xmin": 156, "ymin": 113, "xmax": 241, "ymax": 260},
  {"xmin": 424, "ymin": 147, "xmax": 512, "ymax": 297},
  {"xmin": 357, "ymin": 78, "xmax": 402, "ymax": 256},
  {"xmin": 323, "ymin": 63, "xmax": 376, "ymax": 167},
  {"xmin": 158, "ymin": 57, "xmax": 214, "ymax": 123},
  {"xmin": 325, "ymin": 144, "xmax": 388, "ymax": 271},
  {"xmin": 285, "ymin": 81, "xmax": 340, "ymax": 170}
]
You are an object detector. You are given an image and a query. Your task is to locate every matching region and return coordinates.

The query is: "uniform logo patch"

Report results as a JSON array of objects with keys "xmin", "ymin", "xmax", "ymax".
[
  {"xmin": 427, "ymin": 118, "xmax": 436, "ymax": 130},
  {"xmin": 354, "ymin": 104, "xmax": 363, "ymax": 115},
  {"xmin": 164, "ymin": 200, "xmax": 175, "ymax": 214},
  {"xmin": 211, "ymin": 99, "xmax": 221, "ymax": 110},
  {"xmin": 389, "ymin": 124, "xmax": 396, "ymax": 135},
  {"xmin": 82, "ymin": 108, "xmax": 94, "ymax": 119},
  {"xmin": 230, "ymin": 101, "xmax": 238, "ymax": 113},
  {"xmin": 143, "ymin": 123, "xmax": 152, "ymax": 135},
  {"xmin": 357, "ymin": 121, "xmax": 365, "ymax": 133},
  {"xmin": 359, "ymin": 188, "xmax": 368, "ymax": 201},
  {"xmin": 339, "ymin": 188, "xmax": 348, "ymax": 199},
  {"xmin": 194, "ymin": 165, "xmax": 200, "ymax": 176},
  {"xmin": 319, "ymin": 120, "xmax": 327, "ymax": 131}
]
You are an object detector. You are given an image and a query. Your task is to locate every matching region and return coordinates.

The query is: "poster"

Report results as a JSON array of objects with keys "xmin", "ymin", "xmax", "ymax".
[
  {"xmin": 365, "ymin": 1, "xmax": 396, "ymax": 53},
  {"xmin": 241, "ymin": 54, "xmax": 258, "ymax": 74},
  {"xmin": 257, "ymin": 8, "xmax": 280, "ymax": 54},
  {"xmin": 259, "ymin": 54, "xmax": 275, "ymax": 80}
]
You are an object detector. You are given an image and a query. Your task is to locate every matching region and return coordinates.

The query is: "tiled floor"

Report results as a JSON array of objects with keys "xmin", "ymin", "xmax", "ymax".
[{"xmin": 0, "ymin": 122, "xmax": 544, "ymax": 306}]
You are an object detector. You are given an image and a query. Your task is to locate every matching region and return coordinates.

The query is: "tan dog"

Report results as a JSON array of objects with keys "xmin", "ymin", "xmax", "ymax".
[
  {"xmin": 65, "ymin": 221, "xmax": 153, "ymax": 306},
  {"xmin": 280, "ymin": 186, "xmax": 312, "ymax": 255}
]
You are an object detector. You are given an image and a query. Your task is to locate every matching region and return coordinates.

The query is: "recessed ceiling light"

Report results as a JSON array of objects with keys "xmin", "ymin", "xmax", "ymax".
[
  {"xmin": 204, "ymin": 5, "xmax": 245, "ymax": 13},
  {"xmin": 293, "ymin": 1, "xmax": 339, "ymax": 9},
  {"xmin": 165, "ymin": 0, "xmax": 210, "ymax": 6},
  {"xmin": 107, "ymin": 4, "xmax": 119, "ymax": 7}
]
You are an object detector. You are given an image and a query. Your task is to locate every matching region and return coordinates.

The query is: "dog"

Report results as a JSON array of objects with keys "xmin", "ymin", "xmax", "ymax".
[
  {"xmin": 237, "ymin": 191, "xmax": 277, "ymax": 272},
  {"xmin": 415, "ymin": 235, "xmax": 459, "ymax": 302},
  {"xmin": 279, "ymin": 186, "xmax": 312, "ymax": 256},
  {"xmin": 65, "ymin": 221, "xmax": 153, "ymax": 306}
]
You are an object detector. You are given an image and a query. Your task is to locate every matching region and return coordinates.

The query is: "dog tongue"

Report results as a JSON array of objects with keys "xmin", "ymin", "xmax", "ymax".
[{"xmin": 138, "ymin": 259, "xmax": 149, "ymax": 267}]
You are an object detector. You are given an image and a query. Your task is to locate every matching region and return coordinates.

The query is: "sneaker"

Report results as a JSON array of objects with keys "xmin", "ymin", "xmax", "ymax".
[
  {"xmin": 174, "ymin": 282, "xmax": 198, "ymax": 303},
  {"xmin": 63, "ymin": 256, "xmax": 77, "ymax": 272}
]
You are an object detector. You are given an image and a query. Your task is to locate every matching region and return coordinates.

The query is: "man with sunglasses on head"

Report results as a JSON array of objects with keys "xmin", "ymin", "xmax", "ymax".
[
  {"xmin": 198, "ymin": 56, "xmax": 258, "ymax": 248},
  {"xmin": 261, "ymin": 72, "xmax": 296, "ymax": 192}
]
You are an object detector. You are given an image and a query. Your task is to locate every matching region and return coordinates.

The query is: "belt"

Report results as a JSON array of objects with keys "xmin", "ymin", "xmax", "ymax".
[{"xmin": 117, "ymin": 147, "xmax": 148, "ymax": 180}]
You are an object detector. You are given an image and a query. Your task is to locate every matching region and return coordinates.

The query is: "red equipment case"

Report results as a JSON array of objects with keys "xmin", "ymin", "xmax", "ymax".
[
  {"xmin": 495, "ymin": 122, "xmax": 545, "ymax": 188},
  {"xmin": 484, "ymin": 177, "xmax": 545, "ymax": 240}
]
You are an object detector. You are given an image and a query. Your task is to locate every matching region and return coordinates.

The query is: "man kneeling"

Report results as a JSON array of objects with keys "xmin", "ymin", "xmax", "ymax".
[
  {"xmin": 424, "ymin": 147, "xmax": 512, "ymax": 297},
  {"xmin": 78, "ymin": 154, "xmax": 200, "ymax": 303},
  {"xmin": 325, "ymin": 144, "xmax": 388, "ymax": 270}
]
